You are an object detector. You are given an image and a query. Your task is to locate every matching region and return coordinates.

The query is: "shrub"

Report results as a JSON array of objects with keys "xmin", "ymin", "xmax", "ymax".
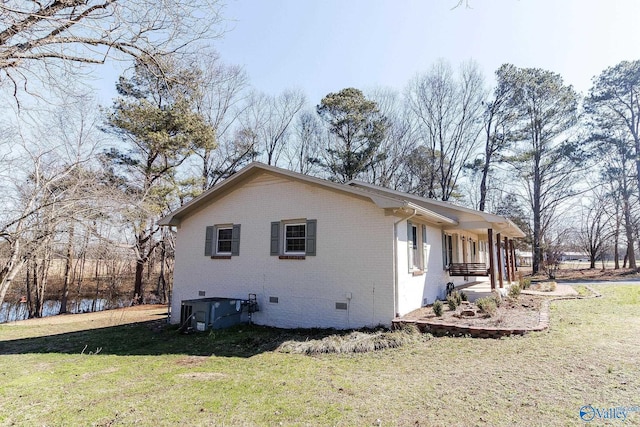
[
  {"xmin": 433, "ymin": 300, "xmax": 444, "ymax": 317},
  {"xmin": 491, "ymin": 290, "xmax": 503, "ymax": 307},
  {"xmin": 508, "ymin": 283, "xmax": 522, "ymax": 299},
  {"xmin": 447, "ymin": 290, "xmax": 462, "ymax": 311},
  {"xmin": 476, "ymin": 297, "xmax": 497, "ymax": 317},
  {"xmin": 518, "ymin": 273, "xmax": 531, "ymax": 289},
  {"xmin": 452, "ymin": 290, "xmax": 462, "ymax": 306},
  {"xmin": 460, "ymin": 291, "xmax": 468, "ymax": 302}
]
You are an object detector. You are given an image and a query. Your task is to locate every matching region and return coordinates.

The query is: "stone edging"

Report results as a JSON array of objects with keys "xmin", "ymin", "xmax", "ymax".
[{"xmin": 392, "ymin": 285, "xmax": 601, "ymax": 339}]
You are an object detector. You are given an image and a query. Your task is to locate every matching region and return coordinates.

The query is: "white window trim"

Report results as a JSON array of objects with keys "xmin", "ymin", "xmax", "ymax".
[
  {"xmin": 444, "ymin": 233, "xmax": 455, "ymax": 268},
  {"xmin": 215, "ymin": 225, "xmax": 233, "ymax": 255},
  {"xmin": 409, "ymin": 222, "xmax": 429, "ymax": 273},
  {"xmin": 409, "ymin": 223, "xmax": 419, "ymax": 271},
  {"xmin": 284, "ymin": 222, "xmax": 306, "ymax": 255}
]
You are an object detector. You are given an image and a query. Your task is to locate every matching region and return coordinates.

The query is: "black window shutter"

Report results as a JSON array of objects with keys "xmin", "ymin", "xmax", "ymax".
[
  {"xmin": 231, "ymin": 224, "xmax": 241, "ymax": 256},
  {"xmin": 306, "ymin": 219, "xmax": 317, "ymax": 256},
  {"xmin": 441, "ymin": 231, "xmax": 447, "ymax": 269},
  {"xmin": 205, "ymin": 226, "xmax": 215, "ymax": 256},
  {"xmin": 270, "ymin": 222, "xmax": 280, "ymax": 255}
]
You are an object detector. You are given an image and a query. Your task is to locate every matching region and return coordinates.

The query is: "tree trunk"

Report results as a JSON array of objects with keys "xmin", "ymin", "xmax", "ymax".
[
  {"xmin": 634, "ymin": 132, "xmax": 640, "ymax": 203},
  {"xmin": 25, "ymin": 258, "xmax": 35, "ymax": 318},
  {"xmin": 479, "ymin": 155, "xmax": 490, "ymax": 212},
  {"xmin": 0, "ymin": 240, "xmax": 27, "ymax": 308},
  {"xmin": 60, "ymin": 223, "xmax": 75, "ymax": 314},
  {"xmin": 76, "ymin": 248, "xmax": 87, "ymax": 313},
  {"xmin": 623, "ymin": 193, "xmax": 636, "ymax": 269},
  {"xmin": 157, "ymin": 238, "xmax": 167, "ymax": 303},
  {"xmin": 34, "ymin": 249, "xmax": 51, "ymax": 318},
  {"xmin": 31, "ymin": 257, "xmax": 40, "ymax": 318},
  {"xmin": 134, "ymin": 259, "xmax": 144, "ymax": 305},
  {"xmin": 532, "ymin": 155, "xmax": 543, "ymax": 275},
  {"xmin": 614, "ymin": 202, "xmax": 620, "ymax": 270}
]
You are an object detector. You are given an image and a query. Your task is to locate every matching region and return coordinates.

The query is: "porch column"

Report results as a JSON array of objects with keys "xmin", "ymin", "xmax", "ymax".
[
  {"xmin": 510, "ymin": 240, "xmax": 518, "ymax": 277},
  {"xmin": 488, "ymin": 228, "xmax": 496, "ymax": 290},
  {"xmin": 509, "ymin": 240, "xmax": 517, "ymax": 279},
  {"xmin": 504, "ymin": 236, "xmax": 512, "ymax": 284},
  {"xmin": 496, "ymin": 232, "xmax": 504, "ymax": 288}
]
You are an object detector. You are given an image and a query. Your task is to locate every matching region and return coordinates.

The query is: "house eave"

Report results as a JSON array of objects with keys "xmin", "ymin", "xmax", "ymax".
[
  {"xmin": 157, "ymin": 162, "xmax": 448, "ymax": 227},
  {"xmin": 402, "ymin": 202, "xmax": 458, "ymax": 225}
]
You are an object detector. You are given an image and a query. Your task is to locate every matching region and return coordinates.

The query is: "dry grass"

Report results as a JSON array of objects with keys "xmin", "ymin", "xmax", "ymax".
[
  {"xmin": 1, "ymin": 286, "xmax": 639, "ymax": 426},
  {"xmin": 278, "ymin": 324, "xmax": 428, "ymax": 354}
]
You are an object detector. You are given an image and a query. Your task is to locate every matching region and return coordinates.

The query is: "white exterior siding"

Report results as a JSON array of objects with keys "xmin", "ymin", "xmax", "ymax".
[
  {"xmin": 171, "ymin": 172, "xmax": 395, "ymax": 329},
  {"xmin": 396, "ymin": 222, "xmax": 485, "ymax": 316}
]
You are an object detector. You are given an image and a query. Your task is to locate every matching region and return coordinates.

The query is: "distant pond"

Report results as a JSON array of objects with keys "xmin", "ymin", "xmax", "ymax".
[{"xmin": 0, "ymin": 298, "xmax": 127, "ymax": 324}]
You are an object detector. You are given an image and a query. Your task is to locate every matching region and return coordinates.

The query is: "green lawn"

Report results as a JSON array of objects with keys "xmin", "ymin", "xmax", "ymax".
[{"xmin": 1, "ymin": 286, "xmax": 639, "ymax": 426}]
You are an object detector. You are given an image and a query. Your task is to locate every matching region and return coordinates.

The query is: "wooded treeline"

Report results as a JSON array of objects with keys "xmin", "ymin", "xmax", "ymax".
[{"xmin": 1, "ymin": 2, "xmax": 639, "ymax": 317}]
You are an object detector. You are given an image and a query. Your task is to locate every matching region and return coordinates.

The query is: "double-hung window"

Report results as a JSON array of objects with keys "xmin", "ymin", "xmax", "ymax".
[
  {"xmin": 204, "ymin": 224, "xmax": 241, "ymax": 257},
  {"xmin": 284, "ymin": 223, "xmax": 306, "ymax": 254},
  {"xmin": 216, "ymin": 227, "xmax": 233, "ymax": 255},
  {"xmin": 271, "ymin": 219, "xmax": 317, "ymax": 258}
]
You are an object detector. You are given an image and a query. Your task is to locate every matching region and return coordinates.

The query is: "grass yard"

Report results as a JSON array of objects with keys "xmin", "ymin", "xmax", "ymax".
[{"xmin": 1, "ymin": 286, "xmax": 639, "ymax": 426}]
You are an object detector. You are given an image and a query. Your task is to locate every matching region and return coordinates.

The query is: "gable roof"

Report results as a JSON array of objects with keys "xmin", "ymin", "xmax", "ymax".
[{"xmin": 158, "ymin": 162, "xmax": 525, "ymax": 238}]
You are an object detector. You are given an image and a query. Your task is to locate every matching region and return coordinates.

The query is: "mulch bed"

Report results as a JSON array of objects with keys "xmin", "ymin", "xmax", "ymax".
[{"xmin": 400, "ymin": 294, "xmax": 545, "ymax": 330}]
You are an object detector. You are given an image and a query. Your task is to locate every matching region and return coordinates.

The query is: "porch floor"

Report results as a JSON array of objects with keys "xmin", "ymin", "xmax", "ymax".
[{"xmin": 454, "ymin": 279, "xmax": 514, "ymax": 302}]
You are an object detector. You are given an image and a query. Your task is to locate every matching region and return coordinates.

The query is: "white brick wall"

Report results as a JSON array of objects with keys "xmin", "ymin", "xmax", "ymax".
[
  {"xmin": 396, "ymin": 223, "xmax": 483, "ymax": 315},
  {"xmin": 171, "ymin": 172, "xmax": 395, "ymax": 329}
]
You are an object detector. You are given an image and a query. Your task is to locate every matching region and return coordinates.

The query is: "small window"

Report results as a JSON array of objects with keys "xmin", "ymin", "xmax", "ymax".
[
  {"xmin": 285, "ymin": 223, "xmax": 306, "ymax": 254},
  {"xmin": 271, "ymin": 220, "xmax": 316, "ymax": 257},
  {"xmin": 205, "ymin": 224, "xmax": 240, "ymax": 257},
  {"xmin": 216, "ymin": 227, "xmax": 233, "ymax": 254}
]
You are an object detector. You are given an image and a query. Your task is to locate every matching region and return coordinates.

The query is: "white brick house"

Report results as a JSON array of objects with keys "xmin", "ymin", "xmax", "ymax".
[{"xmin": 159, "ymin": 163, "xmax": 525, "ymax": 329}]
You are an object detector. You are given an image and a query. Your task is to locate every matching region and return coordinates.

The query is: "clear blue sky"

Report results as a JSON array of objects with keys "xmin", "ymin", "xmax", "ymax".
[{"xmin": 95, "ymin": 0, "xmax": 640, "ymax": 105}]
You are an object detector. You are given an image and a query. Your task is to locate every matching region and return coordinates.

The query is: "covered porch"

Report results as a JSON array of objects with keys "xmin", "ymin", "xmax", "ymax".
[{"xmin": 445, "ymin": 225, "xmax": 524, "ymax": 293}]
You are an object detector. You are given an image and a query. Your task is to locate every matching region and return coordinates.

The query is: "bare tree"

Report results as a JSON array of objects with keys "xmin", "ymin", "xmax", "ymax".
[
  {"xmin": 578, "ymin": 193, "xmax": 611, "ymax": 269},
  {"xmin": 365, "ymin": 87, "xmax": 418, "ymax": 190},
  {"xmin": 0, "ymin": 0, "xmax": 224, "ymax": 100},
  {"xmin": 286, "ymin": 109, "xmax": 324, "ymax": 175},
  {"xmin": 0, "ymin": 117, "xmax": 104, "ymax": 308},
  {"xmin": 260, "ymin": 89, "xmax": 306, "ymax": 166},
  {"xmin": 200, "ymin": 91, "xmax": 269, "ymax": 186},
  {"xmin": 193, "ymin": 50, "xmax": 249, "ymax": 190},
  {"xmin": 406, "ymin": 59, "xmax": 485, "ymax": 201},
  {"xmin": 595, "ymin": 130, "xmax": 638, "ymax": 270}
]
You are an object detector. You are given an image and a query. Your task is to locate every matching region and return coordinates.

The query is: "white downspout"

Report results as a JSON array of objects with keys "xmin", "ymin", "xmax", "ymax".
[{"xmin": 393, "ymin": 208, "xmax": 417, "ymax": 318}]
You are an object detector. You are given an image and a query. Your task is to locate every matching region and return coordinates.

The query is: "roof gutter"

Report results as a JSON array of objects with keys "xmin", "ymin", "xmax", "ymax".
[{"xmin": 393, "ymin": 207, "xmax": 417, "ymax": 318}]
